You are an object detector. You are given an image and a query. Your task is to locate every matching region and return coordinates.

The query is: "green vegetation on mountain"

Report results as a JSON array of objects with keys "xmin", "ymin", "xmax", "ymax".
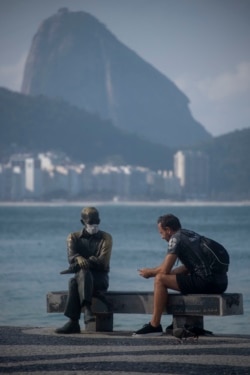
[
  {"xmin": 197, "ymin": 129, "xmax": 250, "ymax": 199},
  {"xmin": 0, "ymin": 87, "xmax": 172, "ymax": 170}
]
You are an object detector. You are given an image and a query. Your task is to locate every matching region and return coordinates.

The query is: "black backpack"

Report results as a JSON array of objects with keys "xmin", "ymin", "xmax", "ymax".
[{"xmin": 201, "ymin": 236, "xmax": 230, "ymax": 273}]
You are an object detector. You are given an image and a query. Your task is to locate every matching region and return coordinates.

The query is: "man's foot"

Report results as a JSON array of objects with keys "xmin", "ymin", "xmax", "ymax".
[
  {"xmin": 132, "ymin": 322, "xmax": 163, "ymax": 337},
  {"xmin": 55, "ymin": 320, "xmax": 80, "ymax": 334},
  {"xmin": 84, "ymin": 307, "xmax": 96, "ymax": 324}
]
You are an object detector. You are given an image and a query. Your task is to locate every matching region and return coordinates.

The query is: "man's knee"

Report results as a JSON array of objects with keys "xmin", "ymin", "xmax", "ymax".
[
  {"xmin": 154, "ymin": 273, "xmax": 174, "ymax": 288},
  {"xmin": 154, "ymin": 273, "xmax": 165, "ymax": 286},
  {"xmin": 154, "ymin": 273, "xmax": 179, "ymax": 291}
]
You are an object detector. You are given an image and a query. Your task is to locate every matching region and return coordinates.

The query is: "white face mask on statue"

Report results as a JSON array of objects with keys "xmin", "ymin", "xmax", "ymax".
[{"xmin": 86, "ymin": 224, "xmax": 99, "ymax": 235}]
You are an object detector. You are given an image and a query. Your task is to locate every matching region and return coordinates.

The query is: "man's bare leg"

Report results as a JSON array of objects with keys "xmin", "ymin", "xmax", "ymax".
[{"xmin": 151, "ymin": 274, "xmax": 180, "ymax": 327}]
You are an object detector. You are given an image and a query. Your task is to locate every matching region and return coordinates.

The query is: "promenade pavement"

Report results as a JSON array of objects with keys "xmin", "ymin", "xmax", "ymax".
[{"xmin": 0, "ymin": 326, "xmax": 250, "ymax": 374}]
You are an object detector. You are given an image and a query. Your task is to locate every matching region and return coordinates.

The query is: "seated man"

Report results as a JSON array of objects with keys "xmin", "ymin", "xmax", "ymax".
[
  {"xmin": 133, "ymin": 213, "xmax": 229, "ymax": 336},
  {"xmin": 55, "ymin": 207, "xmax": 113, "ymax": 334}
]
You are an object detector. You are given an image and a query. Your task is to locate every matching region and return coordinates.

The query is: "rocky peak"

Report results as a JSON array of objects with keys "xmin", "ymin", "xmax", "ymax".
[{"xmin": 21, "ymin": 9, "xmax": 211, "ymax": 147}]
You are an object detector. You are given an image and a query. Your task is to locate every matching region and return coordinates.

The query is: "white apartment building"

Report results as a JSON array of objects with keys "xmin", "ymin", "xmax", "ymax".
[
  {"xmin": 68, "ymin": 165, "xmax": 85, "ymax": 197},
  {"xmin": 25, "ymin": 158, "xmax": 43, "ymax": 198},
  {"xmin": 174, "ymin": 150, "xmax": 209, "ymax": 198}
]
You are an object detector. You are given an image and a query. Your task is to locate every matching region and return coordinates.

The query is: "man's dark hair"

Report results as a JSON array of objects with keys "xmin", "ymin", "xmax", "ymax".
[{"xmin": 157, "ymin": 214, "xmax": 181, "ymax": 231}]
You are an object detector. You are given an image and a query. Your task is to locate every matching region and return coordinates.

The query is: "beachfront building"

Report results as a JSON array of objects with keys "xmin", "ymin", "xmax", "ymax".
[
  {"xmin": 90, "ymin": 165, "xmax": 149, "ymax": 200},
  {"xmin": 162, "ymin": 170, "xmax": 182, "ymax": 198},
  {"xmin": 0, "ymin": 151, "xmax": 183, "ymax": 201},
  {"xmin": 25, "ymin": 158, "xmax": 43, "ymax": 198},
  {"xmin": 174, "ymin": 150, "xmax": 210, "ymax": 198},
  {"xmin": 0, "ymin": 154, "xmax": 43, "ymax": 200},
  {"xmin": 0, "ymin": 165, "xmax": 13, "ymax": 200},
  {"xmin": 68, "ymin": 165, "xmax": 85, "ymax": 198}
]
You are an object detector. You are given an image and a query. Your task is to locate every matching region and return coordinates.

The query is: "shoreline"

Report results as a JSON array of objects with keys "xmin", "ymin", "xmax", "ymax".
[{"xmin": 1, "ymin": 199, "xmax": 250, "ymax": 207}]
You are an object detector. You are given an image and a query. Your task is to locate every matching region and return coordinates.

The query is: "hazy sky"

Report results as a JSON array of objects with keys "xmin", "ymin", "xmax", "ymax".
[{"xmin": 0, "ymin": 0, "xmax": 249, "ymax": 136}]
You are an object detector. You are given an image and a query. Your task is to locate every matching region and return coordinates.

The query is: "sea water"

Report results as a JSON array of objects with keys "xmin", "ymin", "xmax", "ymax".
[{"xmin": 0, "ymin": 201, "xmax": 249, "ymax": 334}]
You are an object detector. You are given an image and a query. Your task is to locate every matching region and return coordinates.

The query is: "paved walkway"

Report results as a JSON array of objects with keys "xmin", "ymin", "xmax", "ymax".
[{"xmin": 0, "ymin": 326, "xmax": 250, "ymax": 374}]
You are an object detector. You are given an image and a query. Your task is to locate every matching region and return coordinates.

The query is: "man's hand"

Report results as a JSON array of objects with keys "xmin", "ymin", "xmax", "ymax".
[
  {"xmin": 138, "ymin": 268, "xmax": 152, "ymax": 279},
  {"xmin": 76, "ymin": 256, "xmax": 89, "ymax": 268}
]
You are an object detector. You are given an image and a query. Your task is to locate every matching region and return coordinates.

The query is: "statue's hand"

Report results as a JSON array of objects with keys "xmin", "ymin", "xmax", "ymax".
[{"xmin": 76, "ymin": 256, "xmax": 88, "ymax": 268}]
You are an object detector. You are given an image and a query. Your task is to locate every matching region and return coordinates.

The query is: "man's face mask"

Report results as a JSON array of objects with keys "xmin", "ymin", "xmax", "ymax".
[{"xmin": 86, "ymin": 224, "xmax": 99, "ymax": 235}]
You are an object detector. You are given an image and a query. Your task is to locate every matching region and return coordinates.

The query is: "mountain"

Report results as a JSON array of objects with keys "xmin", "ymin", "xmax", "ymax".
[
  {"xmin": 0, "ymin": 87, "xmax": 172, "ymax": 170},
  {"xmin": 21, "ymin": 7, "xmax": 211, "ymax": 148},
  {"xmin": 0, "ymin": 87, "xmax": 249, "ymax": 198},
  {"xmin": 196, "ymin": 128, "xmax": 250, "ymax": 199}
]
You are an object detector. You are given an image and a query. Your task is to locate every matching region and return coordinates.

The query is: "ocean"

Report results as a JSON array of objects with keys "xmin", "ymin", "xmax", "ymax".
[{"xmin": 0, "ymin": 201, "xmax": 249, "ymax": 335}]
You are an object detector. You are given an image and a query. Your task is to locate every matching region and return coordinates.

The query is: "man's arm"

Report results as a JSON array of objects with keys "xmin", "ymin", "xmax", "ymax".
[
  {"xmin": 170, "ymin": 265, "xmax": 189, "ymax": 275},
  {"xmin": 138, "ymin": 253, "xmax": 178, "ymax": 279}
]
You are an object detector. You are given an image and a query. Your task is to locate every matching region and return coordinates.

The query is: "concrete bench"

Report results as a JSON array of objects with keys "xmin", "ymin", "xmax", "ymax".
[{"xmin": 46, "ymin": 291, "xmax": 243, "ymax": 332}]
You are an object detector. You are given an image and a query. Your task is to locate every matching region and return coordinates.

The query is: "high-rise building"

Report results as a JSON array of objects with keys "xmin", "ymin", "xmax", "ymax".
[
  {"xmin": 174, "ymin": 150, "xmax": 210, "ymax": 198},
  {"xmin": 25, "ymin": 158, "xmax": 43, "ymax": 198}
]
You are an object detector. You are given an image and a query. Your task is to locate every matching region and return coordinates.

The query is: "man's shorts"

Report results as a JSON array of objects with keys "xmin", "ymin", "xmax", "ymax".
[{"xmin": 176, "ymin": 273, "xmax": 228, "ymax": 295}]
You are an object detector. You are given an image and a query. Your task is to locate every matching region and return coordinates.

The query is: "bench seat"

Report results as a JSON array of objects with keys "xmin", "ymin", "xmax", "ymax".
[{"xmin": 47, "ymin": 291, "xmax": 243, "ymax": 332}]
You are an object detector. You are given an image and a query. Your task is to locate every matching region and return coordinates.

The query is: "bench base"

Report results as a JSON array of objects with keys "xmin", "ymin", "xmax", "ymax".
[
  {"xmin": 85, "ymin": 313, "xmax": 204, "ymax": 332},
  {"xmin": 86, "ymin": 312, "xmax": 114, "ymax": 332}
]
